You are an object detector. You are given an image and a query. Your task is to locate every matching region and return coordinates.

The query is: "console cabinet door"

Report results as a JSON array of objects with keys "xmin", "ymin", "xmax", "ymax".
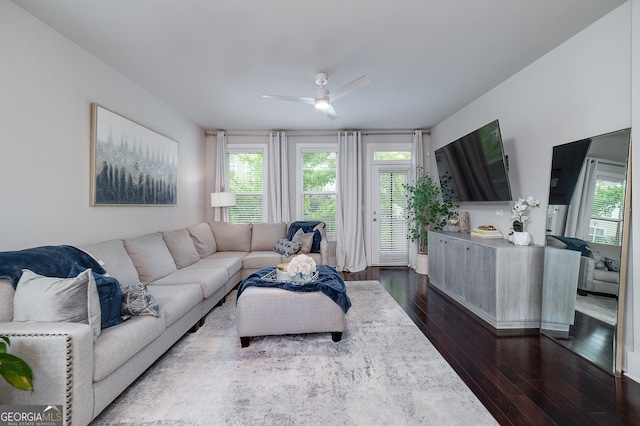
[{"xmin": 427, "ymin": 233, "xmax": 445, "ymax": 285}]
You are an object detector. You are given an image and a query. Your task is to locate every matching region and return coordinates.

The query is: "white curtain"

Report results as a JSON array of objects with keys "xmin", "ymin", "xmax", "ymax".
[
  {"xmin": 565, "ymin": 157, "xmax": 598, "ymax": 239},
  {"xmin": 336, "ymin": 131, "xmax": 367, "ymax": 272},
  {"xmin": 408, "ymin": 130, "xmax": 425, "ymax": 269},
  {"xmin": 213, "ymin": 130, "xmax": 229, "ymax": 222},
  {"xmin": 267, "ymin": 131, "xmax": 290, "ymax": 222}
]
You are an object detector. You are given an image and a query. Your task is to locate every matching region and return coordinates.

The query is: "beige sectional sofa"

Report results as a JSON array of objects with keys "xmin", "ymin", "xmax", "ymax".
[{"xmin": 0, "ymin": 221, "xmax": 327, "ymax": 425}]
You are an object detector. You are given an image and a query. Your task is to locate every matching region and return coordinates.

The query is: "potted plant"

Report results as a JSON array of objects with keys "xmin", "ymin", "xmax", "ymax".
[
  {"xmin": 510, "ymin": 195, "xmax": 540, "ymax": 246},
  {"xmin": 0, "ymin": 335, "xmax": 33, "ymax": 391},
  {"xmin": 405, "ymin": 167, "xmax": 457, "ymax": 274}
]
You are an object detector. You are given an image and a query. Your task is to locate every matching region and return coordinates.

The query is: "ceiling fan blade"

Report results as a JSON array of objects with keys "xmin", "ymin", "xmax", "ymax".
[
  {"xmin": 322, "ymin": 105, "xmax": 339, "ymax": 121},
  {"xmin": 262, "ymin": 94, "xmax": 314, "ymax": 105},
  {"xmin": 330, "ymin": 75, "xmax": 372, "ymax": 102}
]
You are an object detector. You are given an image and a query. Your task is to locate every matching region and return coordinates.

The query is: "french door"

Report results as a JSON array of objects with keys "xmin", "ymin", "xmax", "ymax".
[{"xmin": 370, "ymin": 165, "xmax": 410, "ymax": 265}]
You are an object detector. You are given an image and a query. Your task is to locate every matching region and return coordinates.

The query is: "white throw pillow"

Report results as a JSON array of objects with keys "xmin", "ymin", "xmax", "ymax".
[{"xmin": 13, "ymin": 269, "xmax": 101, "ymax": 341}]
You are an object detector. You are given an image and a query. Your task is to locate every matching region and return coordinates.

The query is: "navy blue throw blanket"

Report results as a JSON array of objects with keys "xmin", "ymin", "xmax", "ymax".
[
  {"xmin": 287, "ymin": 221, "xmax": 323, "ymax": 253},
  {"xmin": 0, "ymin": 245, "xmax": 106, "ymax": 288},
  {"xmin": 550, "ymin": 235, "xmax": 591, "ymax": 257},
  {"xmin": 237, "ymin": 265, "xmax": 351, "ymax": 314}
]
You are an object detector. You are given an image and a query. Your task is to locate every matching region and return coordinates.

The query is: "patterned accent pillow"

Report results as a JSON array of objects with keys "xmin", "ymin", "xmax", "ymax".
[
  {"xmin": 273, "ymin": 238, "xmax": 301, "ymax": 257},
  {"xmin": 604, "ymin": 257, "xmax": 620, "ymax": 272},
  {"xmin": 121, "ymin": 283, "xmax": 161, "ymax": 317}
]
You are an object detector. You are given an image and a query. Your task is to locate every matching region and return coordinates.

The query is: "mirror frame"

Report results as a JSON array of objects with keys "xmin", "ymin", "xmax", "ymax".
[{"xmin": 615, "ymin": 141, "xmax": 631, "ymax": 376}]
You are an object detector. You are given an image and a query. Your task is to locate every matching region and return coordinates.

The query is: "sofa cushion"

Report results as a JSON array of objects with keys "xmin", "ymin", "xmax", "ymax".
[
  {"xmin": 123, "ymin": 233, "xmax": 177, "ymax": 283},
  {"xmin": 121, "ymin": 283, "xmax": 161, "ymax": 317},
  {"xmin": 242, "ymin": 251, "xmax": 285, "ymax": 270},
  {"xmin": 185, "ymin": 252, "xmax": 245, "ymax": 279},
  {"xmin": 162, "ymin": 229, "xmax": 200, "ymax": 268},
  {"xmin": 93, "ymin": 314, "xmax": 166, "ymax": 382},
  {"xmin": 0, "ymin": 278, "xmax": 14, "ymax": 322},
  {"xmin": 251, "ymin": 222, "xmax": 287, "ymax": 251},
  {"xmin": 188, "ymin": 222, "xmax": 217, "ymax": 258},
  {"xmin": 147, "ymin": 284, "xmax": 202, "ymax": 327},
  {"xmin": 13, "ymin": 269, "xmax": 101, "ymax": 341},
  {"xmin": 68, "ymin": 263, "xmax": 124, "ymax": 329},
  {"xmin": 210, "ymin": 222, "xmax": 252, "ymax": 252},
  {"xmin": 283, "ymin": 251, "xmax": 322, "ymax": 266},
  {"xmin": 80, "ymin": 239, "xmax": 141, "ymax": 286},
  {"xmin": 148, "ymin": 268, "xmax": 229, "ymax": 299}
]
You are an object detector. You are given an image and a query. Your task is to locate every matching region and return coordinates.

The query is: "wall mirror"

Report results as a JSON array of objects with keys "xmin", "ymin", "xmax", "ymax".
[{"xmin": 540, "ymin": 128, "xmax": 631, "ymax": 375}]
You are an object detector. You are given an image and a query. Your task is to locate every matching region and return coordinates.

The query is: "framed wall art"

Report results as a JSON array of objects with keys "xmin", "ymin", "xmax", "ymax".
[{"xmin": 90, "ymin": 103, "xmax": 178, "ymax": 206}]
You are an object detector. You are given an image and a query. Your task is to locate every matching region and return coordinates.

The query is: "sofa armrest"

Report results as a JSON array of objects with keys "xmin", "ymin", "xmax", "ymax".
[
  {"xmin": 578, "ymin": 256, "xmax": 595, "ymax": 291},
  {"xmin": 320, "ymin": 238, "xmax": 329, "ymax": 265},
  {"xmin": 0, "ymin": 322, "xmax": 95, "ymax": 426}
]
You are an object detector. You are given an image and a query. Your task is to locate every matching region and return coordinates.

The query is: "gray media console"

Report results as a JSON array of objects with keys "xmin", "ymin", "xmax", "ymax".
[{"xmin": 427, "ymin": 231, "xmax": 544, "ymax": 334}]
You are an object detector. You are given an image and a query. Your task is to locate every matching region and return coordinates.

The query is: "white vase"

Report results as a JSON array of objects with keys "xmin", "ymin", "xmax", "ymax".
[
  {"xmin": 416, "ymin": 253, "xmax": 429, "ymax": 275},
  {"xmin": 512, "ymin": 231, "xmax": 531, "ymax": 246}
]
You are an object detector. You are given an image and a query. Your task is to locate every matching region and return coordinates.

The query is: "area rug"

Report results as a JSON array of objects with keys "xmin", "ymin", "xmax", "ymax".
[
  {"xmin": 575, "ymin": 293, "xmax": 617, "ymax": 326},
  {"xmin": 91, "ymin": 281, "xmax": 497, "ymax": 425}
]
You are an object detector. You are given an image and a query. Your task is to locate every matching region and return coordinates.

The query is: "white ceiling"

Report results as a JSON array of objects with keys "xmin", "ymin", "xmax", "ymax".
[{"xmin": 13, "ymin": 0, "xmax": 626, "ymax": 131}]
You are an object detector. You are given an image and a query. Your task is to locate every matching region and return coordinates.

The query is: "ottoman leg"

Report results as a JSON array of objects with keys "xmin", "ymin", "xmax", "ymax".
[
  {"xmin": 240, "ymin": 337, "xmax": 250, "ymax": 348},
  {"xmin": 331, "ymin": 332, "xmax": 342, "ymax": 342}
]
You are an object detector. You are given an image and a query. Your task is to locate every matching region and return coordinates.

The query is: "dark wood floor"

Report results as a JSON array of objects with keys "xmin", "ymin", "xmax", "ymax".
[
  {"xmin": 543, "ymin": 310, "xmax": 615, "ymax": 373},
  {"xmin": 341, "ymin": 266, "xmax": 640, "ymax": 426}
]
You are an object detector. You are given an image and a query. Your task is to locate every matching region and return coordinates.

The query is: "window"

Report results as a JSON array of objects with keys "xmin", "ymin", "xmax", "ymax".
[
  {"xmin": 373, "ymin": 151, "xmax": 411, "ymax": 161},
  {"xmin": 587, "ymin": 175, "xmax": 625, "ymax": 245},
  {"xmin": 298, "ymin": 149, "xmax": 337, "ymax": 237},
  {"xmin": 227, "ymin": 149, "xmax": 265, "ymax": 224}
]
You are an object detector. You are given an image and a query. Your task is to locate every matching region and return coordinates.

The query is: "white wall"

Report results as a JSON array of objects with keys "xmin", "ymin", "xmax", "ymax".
[
  {"xmin": 0, "ymin": 2, "xmax": 206, "ymax": 251},
  {"xmin": 431, "ymin": 3, "xmax": 637, "ymax": 378}
]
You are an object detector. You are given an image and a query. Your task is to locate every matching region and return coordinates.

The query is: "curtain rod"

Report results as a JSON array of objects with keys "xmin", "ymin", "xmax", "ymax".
[{"xmin": 205, "ymin": 130, "xmax": 431, "ymax": 137}]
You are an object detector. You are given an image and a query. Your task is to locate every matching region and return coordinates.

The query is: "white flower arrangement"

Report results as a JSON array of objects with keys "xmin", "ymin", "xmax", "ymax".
[
  {"xmin": 511, "ymin": 195, "xmax": 540, "ymax": 232},
  {"xmin": 287, "ymin": 254, "xmax": 317, "ymax": 277}
]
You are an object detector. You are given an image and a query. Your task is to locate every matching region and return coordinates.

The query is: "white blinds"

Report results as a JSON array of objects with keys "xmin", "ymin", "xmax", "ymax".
[{"xmin": 378, "ymin": 169, "xmax": 409, "ymax": 264}]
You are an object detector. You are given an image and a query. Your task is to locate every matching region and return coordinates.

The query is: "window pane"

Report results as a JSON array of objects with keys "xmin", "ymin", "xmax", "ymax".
[
  {"xmin": 378, "ymin": 170, "xmax": 408, "ymax": 263},
  {"xmin": 302, "ymin": 152, "xmax": 336, "ymax": 191},
  {"xmin": 301, "ymin": 150, "xmax": 337, "ymax": 237},
  {"xmin": 228, "ymin": 152, "xmax": 263, "ymax": 224},
  {"xmin": 374, "ymin": 151, "xmax": 411, "ymax": 161},
  {"xmin": 588, "ymin": 177, "xmax": 624, "ymax": 245},
  {"xmin": 302, "ymin": 194, "xmax": 336, "ymax": 235}
]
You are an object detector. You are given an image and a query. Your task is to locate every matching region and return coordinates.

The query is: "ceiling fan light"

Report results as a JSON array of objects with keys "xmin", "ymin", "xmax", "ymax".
[{"xmin": 314, "ymin": 97, "xmax": 330, "ymax": 110}]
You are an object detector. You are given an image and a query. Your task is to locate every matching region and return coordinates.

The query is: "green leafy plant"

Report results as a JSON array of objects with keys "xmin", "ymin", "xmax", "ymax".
[
  {"xmin": 0, "ymin": 335, "xmax": 33, "ymax": 391},
  {"xmin": 405, "ymin": 168, "xmax": 457, "ymax": 254}
]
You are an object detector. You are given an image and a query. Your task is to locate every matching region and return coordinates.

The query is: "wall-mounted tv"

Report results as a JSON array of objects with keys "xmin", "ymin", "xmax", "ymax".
[{"xmin": 435, "ymin": 119, "xmax": 512, "ymax": 203}]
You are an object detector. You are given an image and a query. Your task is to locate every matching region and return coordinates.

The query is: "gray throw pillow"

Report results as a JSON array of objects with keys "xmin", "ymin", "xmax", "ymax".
[
  {"xmin": 273, "ymin": 238, "xmax": 301, "ymax": 257},
  {"xmin": 292, "ymin": 228, "xmax": 315, "ymax": 254},
  {"xmin": 13, "ymin": 268, "xmax": 101, "ymax": 341},
  {"xmin": 121, "ymin": 283, "xmax": 161, "ymax": 317}
]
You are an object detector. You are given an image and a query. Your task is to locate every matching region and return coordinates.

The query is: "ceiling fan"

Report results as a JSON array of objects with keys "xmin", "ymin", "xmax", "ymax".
[{"xmin": 262, "ymin": 72, "xmax": 372, "ymax": 120}]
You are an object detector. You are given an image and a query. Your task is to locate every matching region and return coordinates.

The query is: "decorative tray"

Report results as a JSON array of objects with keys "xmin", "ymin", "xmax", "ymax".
[{"xmin": 262, "ymin": 269, "xmax": 319, "ymax": 284}]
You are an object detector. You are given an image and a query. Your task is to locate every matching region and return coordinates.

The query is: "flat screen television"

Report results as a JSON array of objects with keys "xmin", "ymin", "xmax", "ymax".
[
  {"xmin": 548, "ymin": 138, "xmax": 591, "ymax": 205},
  {"xmin": 435, "ymin": 120, "xmax": 512, "ymax": 203}
]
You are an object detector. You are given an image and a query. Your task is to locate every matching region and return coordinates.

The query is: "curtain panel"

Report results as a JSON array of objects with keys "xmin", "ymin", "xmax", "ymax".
[
  {"xmin": 408, "ymin": 130, "xmax": 425, "ymax": 269},
  {"xmin": 267, "ymin": 131, "xmax": 290, "ymax": 222}
]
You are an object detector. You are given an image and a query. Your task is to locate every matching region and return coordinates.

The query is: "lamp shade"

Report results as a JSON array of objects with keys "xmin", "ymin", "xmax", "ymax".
[{"xmin": 211, "ymin": 192, "xmax": 236, "ymax": 207}]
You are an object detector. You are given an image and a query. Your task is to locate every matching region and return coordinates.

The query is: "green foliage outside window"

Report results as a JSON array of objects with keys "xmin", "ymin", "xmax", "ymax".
[
  {"xmin": 228, "ymin": 152, "xmax": 263, "ymax": 223},
  {"xmin": 302, "ymin": 152, "xmax": 337, "ymax": 234}
]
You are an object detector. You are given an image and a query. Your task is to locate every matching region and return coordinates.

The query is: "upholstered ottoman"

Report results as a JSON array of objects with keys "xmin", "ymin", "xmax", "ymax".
[{"xmin": 236, "ymin": 265, "xmax": 350, "ymax": 347}]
